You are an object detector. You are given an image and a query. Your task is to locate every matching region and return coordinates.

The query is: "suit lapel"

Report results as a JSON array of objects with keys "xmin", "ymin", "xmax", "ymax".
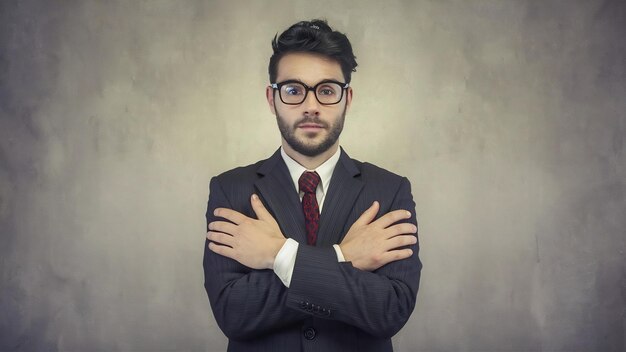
[
  {"xmin": 254, "ymin": 149, "xmax": 307, "ymax": 243},
  {"xmin": 317, "ymin": 148, "xmax": 364, "ymax": 246}
]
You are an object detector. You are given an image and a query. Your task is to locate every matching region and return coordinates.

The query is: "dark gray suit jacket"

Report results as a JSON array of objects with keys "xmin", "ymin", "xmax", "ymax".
[{"xmin": 203, "ymin": 148, "xmax": 422, "ymax": 352}]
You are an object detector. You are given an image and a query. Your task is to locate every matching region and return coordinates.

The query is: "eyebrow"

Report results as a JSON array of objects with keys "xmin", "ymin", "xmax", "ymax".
[{"xmin": 278, "ymin": 78, "xmax": 344, "ymax": 85}]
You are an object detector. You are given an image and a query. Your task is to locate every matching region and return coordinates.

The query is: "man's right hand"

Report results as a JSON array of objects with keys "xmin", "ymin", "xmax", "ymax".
[{"xmin": 339, "ymin": 201, "xmax": 417, "ymax": 271}]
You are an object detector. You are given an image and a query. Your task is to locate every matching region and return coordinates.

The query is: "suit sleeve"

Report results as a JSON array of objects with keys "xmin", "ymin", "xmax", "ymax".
[
  {"xmin": 285, "ymin": 177, "xmax": 422, "ymax": 338},
  {"xmin": 203, "ymin": 177, "xmax": 307, "ymax": 341}
]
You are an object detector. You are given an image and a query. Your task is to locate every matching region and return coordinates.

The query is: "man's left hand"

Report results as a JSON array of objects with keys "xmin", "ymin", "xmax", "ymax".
[{"xmin": 207, "ymin": 194, "xmax": 286, "ymax": 270}]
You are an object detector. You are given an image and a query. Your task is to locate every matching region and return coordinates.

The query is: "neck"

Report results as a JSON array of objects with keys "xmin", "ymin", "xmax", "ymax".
[{"xmin": 282, "ymin": 141, "xmax": 339, "ymax": 170}]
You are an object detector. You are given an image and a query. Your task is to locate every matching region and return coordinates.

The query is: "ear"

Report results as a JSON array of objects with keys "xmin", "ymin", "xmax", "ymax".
[
  {"xmin": 345, "ymin": 87, "xmax": 353, "ymax": 113},
  {"xmin": 266, "ymin": 86, "xmax": 277, "ymax": 115}
]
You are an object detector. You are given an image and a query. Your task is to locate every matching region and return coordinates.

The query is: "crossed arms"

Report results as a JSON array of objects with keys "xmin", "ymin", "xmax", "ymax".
[{"xmin": 203, "ymin": 176, "xmax": 421, "ymax": 340}]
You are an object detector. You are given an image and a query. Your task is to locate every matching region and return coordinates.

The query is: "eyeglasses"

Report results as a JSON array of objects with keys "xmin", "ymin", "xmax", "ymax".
[{"xmin": 270, "ymin": 80, "xmax": 349, "ymax": 105}]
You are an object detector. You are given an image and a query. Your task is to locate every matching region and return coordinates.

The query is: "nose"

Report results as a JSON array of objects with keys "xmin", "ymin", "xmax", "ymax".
[{"xmin": 302, "ymin": 90, "xmax": 321, "ymax": 116}]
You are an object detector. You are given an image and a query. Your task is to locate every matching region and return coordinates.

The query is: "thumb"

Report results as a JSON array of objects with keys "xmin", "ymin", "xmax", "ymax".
[
  {"xmin": 250, "ymin": 194, "xmax": 273, "ymax": 221},
  {"xmin": 353, "ymin": 201, "xmax": 379, "ymax": 227}
]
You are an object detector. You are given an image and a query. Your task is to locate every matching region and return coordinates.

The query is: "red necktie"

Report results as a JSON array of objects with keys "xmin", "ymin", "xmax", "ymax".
[{"xmin": 299, "ymin": 171, "xmax": 321, "ymax": 245}]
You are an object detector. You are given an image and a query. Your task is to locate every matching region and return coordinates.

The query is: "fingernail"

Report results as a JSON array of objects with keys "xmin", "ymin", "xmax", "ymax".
[
  {"xmin": 406, "ymin": 211, "xmax": 411, "ymax": 217},
  {"xmin": 213, "ymin": 209, "xmax": 219, "ymax": 216},
  {"xmin": 252, "ymin": 194, "xmax": 258, "ymax": 200}
]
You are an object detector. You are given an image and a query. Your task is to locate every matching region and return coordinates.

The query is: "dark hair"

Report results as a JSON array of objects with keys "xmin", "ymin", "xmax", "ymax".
[{"xmin": 268, "ymin": 19, "xmax": 358, "ymax": 84}]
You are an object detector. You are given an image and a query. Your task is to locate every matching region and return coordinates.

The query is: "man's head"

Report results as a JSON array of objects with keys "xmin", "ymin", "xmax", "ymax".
[
  {"xmin": 266, "ymin": 20, "xmax": 358, "ymax": 159},
  {"xmin": 268, "ymin": 19, "xmax": 358, "ymax": 85}
]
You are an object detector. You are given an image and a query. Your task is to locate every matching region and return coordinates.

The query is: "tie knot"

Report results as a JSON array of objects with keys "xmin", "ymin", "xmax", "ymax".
[{"xmin": 299, "ymin": 171, "xmax": 320, "ymax": 194}]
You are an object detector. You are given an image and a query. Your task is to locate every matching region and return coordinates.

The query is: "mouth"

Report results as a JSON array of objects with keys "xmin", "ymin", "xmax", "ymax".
[{"xmin": 297, "ymin": 123, "xmax": 325, "ymax": 130}]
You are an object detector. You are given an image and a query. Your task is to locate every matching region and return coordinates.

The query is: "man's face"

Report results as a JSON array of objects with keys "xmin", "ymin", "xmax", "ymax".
[{"xmin": 266, "ymin": 52, "xmax": 352, "ymax": 157}]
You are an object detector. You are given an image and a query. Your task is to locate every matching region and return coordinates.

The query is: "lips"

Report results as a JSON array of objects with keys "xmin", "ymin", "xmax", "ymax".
[{"xmin": 298, "ymin": 123, "xmax": 324, "ymax": 129}]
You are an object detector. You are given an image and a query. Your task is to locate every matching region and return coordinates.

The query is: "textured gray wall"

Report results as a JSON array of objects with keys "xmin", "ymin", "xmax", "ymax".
[{"xmin": 1, "ymin": 1, "xmax": 624, "ymax": 351}]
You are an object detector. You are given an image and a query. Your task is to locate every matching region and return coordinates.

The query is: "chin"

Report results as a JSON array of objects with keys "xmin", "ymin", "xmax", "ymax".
[{"xmin": 298, "ymin": 136, "xmax": 325, "ymax": 146}]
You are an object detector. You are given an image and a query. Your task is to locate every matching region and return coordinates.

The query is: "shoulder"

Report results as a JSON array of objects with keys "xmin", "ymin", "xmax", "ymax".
[
  {"xmin": 207, "ymin": 160, "xmax": 264, "ymax": 209},
  {"xmin": 211, "ymin": 149, "xmax": 282, "ymax": 187},
  {"xmin": 208, "ymin": 161, "xmax": 266, "ymax": 204},
  {"xmin": 351, "ymin": 157, "xmax": 408, "ymax": 184},
  {"xmin": 345, "ymin": 156, "xmax": 411, "ymax": 199},
  {"xmin": 347, "ymin": 157, "xmax": 416, "ymax": 214},
  {"xmin": 213, "ymin": 160, "xmax": 264, "ymax": 185}
]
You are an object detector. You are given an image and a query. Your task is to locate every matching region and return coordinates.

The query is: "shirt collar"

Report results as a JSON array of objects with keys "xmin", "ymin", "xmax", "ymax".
[{"xmin": 280, "ymin": 146, "xmax": 341, "ymax": 194}]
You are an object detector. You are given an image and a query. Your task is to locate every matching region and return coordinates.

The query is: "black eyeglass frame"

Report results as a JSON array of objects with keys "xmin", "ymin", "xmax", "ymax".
[{"xmin": 270, "ymin": 79, "xmax": 350, "ymax": 105}]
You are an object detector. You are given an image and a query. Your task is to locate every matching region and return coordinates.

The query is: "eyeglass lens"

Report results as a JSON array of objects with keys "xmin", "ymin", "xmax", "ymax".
[{"xmin": 280, "ymin": 82, "xmax": 343, "ymax": 105}]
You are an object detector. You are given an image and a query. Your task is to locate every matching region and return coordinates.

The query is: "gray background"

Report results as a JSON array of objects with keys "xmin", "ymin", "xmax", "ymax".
[{"xmin": 1, "ymin": 0, "xmax": 624, "ymax": 351}]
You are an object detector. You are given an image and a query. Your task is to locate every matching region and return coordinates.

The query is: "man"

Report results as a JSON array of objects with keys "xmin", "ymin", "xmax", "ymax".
[{"xmin": 203, "ymin": 19, "xmax": 422, "ymax": 352}]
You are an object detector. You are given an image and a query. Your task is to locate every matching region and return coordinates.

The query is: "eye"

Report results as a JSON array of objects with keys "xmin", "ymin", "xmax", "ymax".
[
  {"xmin": 283, "ymin": 84, "xmax": 304, "ymax": 95},
  {"xmin": 318, "ymin": 85, "xmax": 338, "ymax": 96}
]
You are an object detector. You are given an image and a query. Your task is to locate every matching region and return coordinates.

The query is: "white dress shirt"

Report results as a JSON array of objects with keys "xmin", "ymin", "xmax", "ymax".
[{"xmin": 272, "ymin": 146, "xmax": 346, "ymax": 287}]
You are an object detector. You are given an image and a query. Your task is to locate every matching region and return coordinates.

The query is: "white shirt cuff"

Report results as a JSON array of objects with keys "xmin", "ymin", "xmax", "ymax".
[
  {"xmin": 273, "ymin": 240, "xmax": 346, "ymax": 287},
  {"xmin": 273, "ymin": 238, "xmax": 299, "ymax": 287},
  {"xmin": 333, "ymin": 244, "xmax": 346, "ymax": 262}
]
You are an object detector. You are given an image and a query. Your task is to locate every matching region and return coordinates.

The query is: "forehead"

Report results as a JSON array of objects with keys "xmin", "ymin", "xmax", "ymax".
[{"xmin": 276, "ymin": 52, "xmax": 344, "ymax": 84}]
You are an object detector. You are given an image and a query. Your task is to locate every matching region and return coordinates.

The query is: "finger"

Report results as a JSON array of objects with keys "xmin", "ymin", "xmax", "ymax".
[
  {"xmin": 379, "ymin": 248, "xmax": 414, "ymax": 266},
  {"xmin": 214, "ymin": 207, "xmax": 249, "ymax": 225},
  {"xmin": 386, "ymin": 223, "xmax": 418, "ymax": 238},
  {"xmin": 208, "ymin": 221, "xmax": 239, "ymax": 236},
  {"xmin": 208, "ymin": 241, "xmax": 236, "ymax": 259},
  {"xmin": 384, "ymin": 234, "xmax": 417, "ymax": 251},
  {"xmin": 373, "ymin": 209, "xmax": 412, "ymax": 229},
  {"xmin": 353, "ymin": 201, "xmax": 380, "ymax": 227},
  {"xmin": 207, "ymin": 231, "xmax": 235, "ymax": 247},
  {"xmin": 250, "ymin": 194, "xmax": 273, "ymax": 222}
]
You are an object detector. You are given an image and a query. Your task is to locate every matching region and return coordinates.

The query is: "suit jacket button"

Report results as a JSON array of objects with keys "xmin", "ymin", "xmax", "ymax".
[{"xmin": 303, "ymin": 327, "xmax": 316, "ymax": 340}]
